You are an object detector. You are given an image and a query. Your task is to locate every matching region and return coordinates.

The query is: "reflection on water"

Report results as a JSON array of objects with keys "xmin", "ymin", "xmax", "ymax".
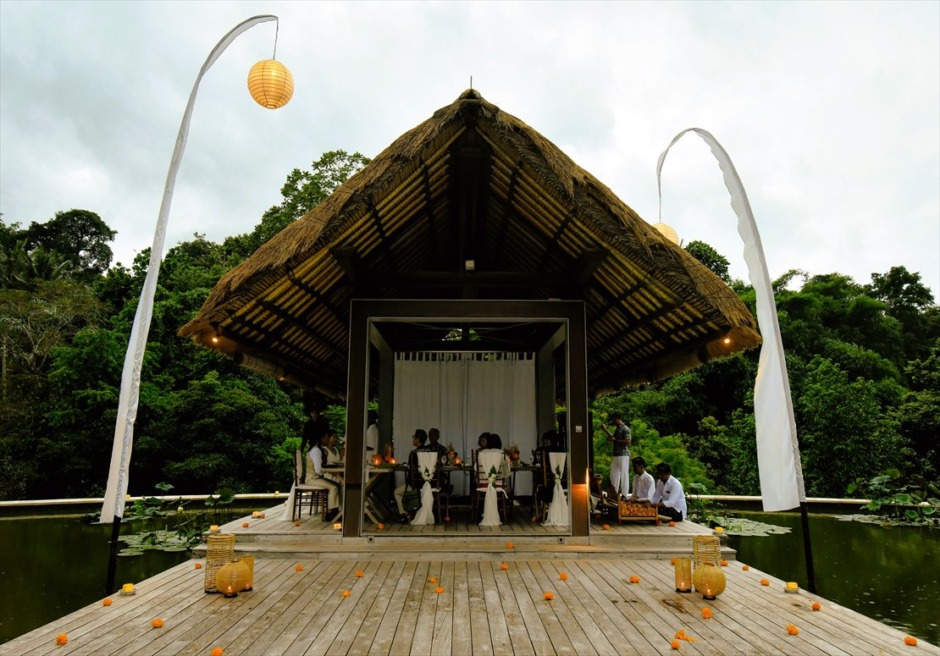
[
  {"xmin": 726, "ymin": 510, "xmax": 939, "ymax": 644},
  {"xmin": 0, "ymin": 516, "xmax": 194, "ymax": 643}
]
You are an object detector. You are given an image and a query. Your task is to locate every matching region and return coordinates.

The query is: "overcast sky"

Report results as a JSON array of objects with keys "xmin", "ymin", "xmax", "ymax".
[{"xmin": 1, "ymin": 1, "xmax": 938, "ymax": 301}]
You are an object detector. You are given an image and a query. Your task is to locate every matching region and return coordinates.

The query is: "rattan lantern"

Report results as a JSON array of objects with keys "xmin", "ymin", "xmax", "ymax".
[
  {"xmin": 216, "ymin": 558, "xmax": 251, "ymax": 597},
  {"xmin": 674, "ymin": 557, "xmax": 692, "ymax": 593},
  {"xmin": 693, "ymin": 562, "xmax": 726, "ymax": 600},
  {"xmin": 247, "ymin": 59, "xmax": 294, "ymax": 109},
  {"xmin": 692, "ymin": 535, "xmax": 722, "ymax": 567}
]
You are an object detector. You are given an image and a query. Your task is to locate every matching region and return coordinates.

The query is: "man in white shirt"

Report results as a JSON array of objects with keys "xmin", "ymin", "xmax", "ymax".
[
  {"xmin": 649, "ymin": 462, "xmax": 687, "ymax": 522},
  {"xmin": 627, "ymin": 457, "xmax": 655, "ymax": 502}
]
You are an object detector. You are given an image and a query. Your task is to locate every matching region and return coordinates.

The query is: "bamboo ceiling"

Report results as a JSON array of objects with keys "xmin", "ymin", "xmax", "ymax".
[{"xmin": 180, "ymin": 90, "xmax": 760, "ymax": 396}]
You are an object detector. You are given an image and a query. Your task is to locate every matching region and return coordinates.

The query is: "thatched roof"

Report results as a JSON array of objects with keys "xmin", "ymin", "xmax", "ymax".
[{"xmin": 180, "ymin": 89, "xmax": 760, "ymax": 396}]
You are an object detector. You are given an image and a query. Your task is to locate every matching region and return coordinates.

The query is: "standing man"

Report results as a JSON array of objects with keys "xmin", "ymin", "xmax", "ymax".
[
  {"xmin": 649, "ymin": 462, "xmax": 687, "ymax": 522},
  {"xmin": 600, "ymin": 413, "xmax": 632, "ymax": 499}
]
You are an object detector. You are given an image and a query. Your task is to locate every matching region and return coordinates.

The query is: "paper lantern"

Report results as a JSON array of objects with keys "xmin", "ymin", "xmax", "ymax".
[
  {"xmin": 674, "ymin": 557, "xmax": 692, "ymax": 593},
  {"xmin": 371, "ymin": 454, "xmax": 384, "ymax": 466},
  {"xmin": 693, "ymin": 563, "xmax": 726, "ymax": 600},
  {"xmin": 216, "ymin": 559, "xmax": 251, "ymax": 597},
  {"xmin": 247, "ymin": 59, "xmax": 294, "ymax": 109},
  {"xmin": 653, "ymin": 222, "xmax": 680, "ymax": 244}
]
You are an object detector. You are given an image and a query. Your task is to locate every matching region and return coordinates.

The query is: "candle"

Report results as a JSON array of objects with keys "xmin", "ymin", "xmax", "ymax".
[
  {"xmin": 713, "ymin": 526, "xmax": 724, "ymax": 533},
  {"xmin": 121, "ymin": 583, "xmax": 135, "ymax": 595},
  {"xmin": 333, "ymin": 523, "xmax": 343, "ymax": 530},
  {"xmin": 454, "ymin": 457, "xmax": 462, "ymax": 465},
  {"xmin": 251, "ymin": 511, "xmax": 261, "ymax": 518},
  {"xmin": 785, "ymin": 581, "xmax": 799, "ymax": 593},
  {"xmin": 209, "ymin": 525, "xmax": 220, "ymax": 533}
]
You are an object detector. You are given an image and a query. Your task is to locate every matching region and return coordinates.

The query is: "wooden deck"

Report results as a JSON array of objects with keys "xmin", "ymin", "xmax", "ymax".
[{"xmin": 7, "ymin": 554, "xmax": 935, "ymax": 655}]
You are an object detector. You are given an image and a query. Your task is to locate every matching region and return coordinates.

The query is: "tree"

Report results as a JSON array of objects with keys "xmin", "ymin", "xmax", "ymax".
[
  {"xmin": 685, "ymin": 240, "xmax": 730, "ymax": 283},
  {"xmin": 24, "ymin": 210, "xmax": 116, "ymax": 280},
  {"xmin": 227, "ymin": 150, "xmax": 371, "ymax": 255}
]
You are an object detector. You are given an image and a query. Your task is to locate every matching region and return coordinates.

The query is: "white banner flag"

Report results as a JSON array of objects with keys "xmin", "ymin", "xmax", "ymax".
[{"xmin": 657, "ymin": 128, "xmax": 804, "ymax": 511}]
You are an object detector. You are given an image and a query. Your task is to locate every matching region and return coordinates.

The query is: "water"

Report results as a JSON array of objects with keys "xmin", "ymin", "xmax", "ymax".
[{"xmin": 725, "ymin": 510, "xmax": 939, "ymax": 645}]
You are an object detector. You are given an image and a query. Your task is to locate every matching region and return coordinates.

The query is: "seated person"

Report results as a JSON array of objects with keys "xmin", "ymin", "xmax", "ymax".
[
  {"xmin": 323, "ymin": 432, "xmax": 344, "ymax": 484},
  {"xmin": 648, "ymin": 462, "xmax": 687, "ymax": 522},
  {"xmin": 306, "ymin": 434, "xmax": 341, "ymax": 521},
  {"xmin": 627, "ymin": 456, "xmax": 655, "ymax": 502},
  {"xmin": 394, "ymin": 429, "xmax": 430, "ymax": 522},
  {"xmin": 479, "ymin": 433, "xmax": 510, "ymax": 479},
  {"xmin": 365, "ymin": 410, "xmax": 379, "ymax": 455},
  {"xmin": 427, "ymin": 427, "xmax": 449, "ymax": 463}
]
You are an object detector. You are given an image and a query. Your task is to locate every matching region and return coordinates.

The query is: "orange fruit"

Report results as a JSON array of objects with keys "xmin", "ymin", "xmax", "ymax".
[
  {"xmin": 500, "ymin": 563, "xmax": 509, "ymax": 570},
  {"xmin": 720, "ymin": 560, "xmax": 729, "ymax": 567},
  {"xmin": 211, "ymin": 648, "xmax": 224, "ymax": 656},
  {"xmin": 904, "ymin": 636, "xmax": 917, "ymax": 646},
  {"xmin": 629, "ymin": 575, "xmax": 640, "ymax": 584},
  {"xmin": 295, "ymin": 564, "xmax": 304, "ymax": 572},
  {"xmin": 56, "ymin": 633, "xmax": 68, "ymax": 645},
  {"xmin": 151, "ymin": 618, "xmax": 164, "ymax": 628},
  {"xmin": 670, "ymin": 640, "xmax": 680, "ymax": 650},
  {"xmin": 786, "ymin": 624, "xmax": 799, "ymax": 636},
  {"xmin": 342, "ymin": 590, "xmax": 351, "ymax": 598},
  {"xmin": 811, "ymin": 602, "xmax": 821, "ymax": 611},
  {"xmin": 742, "ymin": 565, "xmax": 750, "ymax": 571},
  {"xmin": 355, "ymin": 570, "xmax": 364, "ymax": 578},
  {"xmin": 543, "ymin": 591, "xmax": 554, "ymax": 600},
  {"xmin": 242, "ymin": 522, "xmax": 250, "ymax": 528},
  {"xmin": 760, "ymin": 579, "xmax": 770, "ymax": 586},
  {"xmin": 194, "ymin": 562, "xmax": 202, "ymax": 569},
  {"xmin": 435, "ymin": 586, "xmax": 445, "ymax": 594},
  {"xmin": 103, "ymin": 598, "xmax": 113, "ymax": 606},
  {"xmin": 559, "ymin": 572, "xmax": 568, "ymax": 581}
]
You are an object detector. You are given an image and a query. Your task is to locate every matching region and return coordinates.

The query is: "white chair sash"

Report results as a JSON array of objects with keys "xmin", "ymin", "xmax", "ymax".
[
  {"xmin": 411, "ymin": 451, "xmax": 438, "ymax": 526},
  {"xmin": 478, "ymin": 449, "xmax": 506, "ymax": 526},
  {"xmin": 544, "ymin": 452, "xmax": 569, "ymax": 527}
]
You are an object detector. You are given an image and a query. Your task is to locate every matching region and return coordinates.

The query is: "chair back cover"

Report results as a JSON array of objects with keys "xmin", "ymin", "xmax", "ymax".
[
  {"xmin": 411, "ymin": 451, "xmax": 438, "ymax": 526},
  {"xmin": 478, "ymin": 449, "xmax": 506, "ymax": 526},
  {"xmin": 544, "ymin": 452, "xmax": 569, "ymax": 527}
]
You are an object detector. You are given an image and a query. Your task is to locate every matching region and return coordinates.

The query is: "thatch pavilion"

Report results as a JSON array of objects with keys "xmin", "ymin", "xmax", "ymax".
[{"xmin": 180, "ymin": 89, "xmax": 760, "ymax": 539}]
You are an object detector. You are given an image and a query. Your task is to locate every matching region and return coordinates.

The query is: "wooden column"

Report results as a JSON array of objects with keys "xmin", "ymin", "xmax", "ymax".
[{"xmin": 342, "ymin": 300, "xmax": 369, "ymax": 538}]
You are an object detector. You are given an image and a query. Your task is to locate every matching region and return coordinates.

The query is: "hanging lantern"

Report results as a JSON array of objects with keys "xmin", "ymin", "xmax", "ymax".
[
  {"xmin": 674, "ymin": 557, "xmax": 692, "ymax": 593},
  {"xmin": 692, "ymin": 563, "xmax": 726, "ymax": 600},
  {"xmin": 653, "ymin": 222, "xmax": 680, "ymax": 245},
  {"xmin": 247, "ymin": 59, "xmax": 294, "ymax": 109},
  {"xmin": 215, "ymin": 558, "xmax": 251, "ymax": 597}
]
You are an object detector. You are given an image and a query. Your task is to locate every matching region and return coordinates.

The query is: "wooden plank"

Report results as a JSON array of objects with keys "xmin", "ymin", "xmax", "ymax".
[
  {"xmin": 466, "ymin": 560, "xmax": 496, "ymax": 656},
  {"xmin": 530, "ymin": 560, "xmax": 614, "ymax": 654},
  {"xmin": 510, "ymin": 560, "xmax": 579, "ymax": 655},
  {"xmin": 366, "ymin": 561, "xmax": 420, "ymax": 656},
  {"xmin": 409, "ymin": 561, "xmax": 442, "ymax": 655},
  {"xmin": 449, "ymin": 561, "xmax": 472, "ymax": 655},
  {"xmin": 430, "ymin": 560, "xmax": 455, "ymax": 656},
  {"xmin": 490, "ymin": 560, "xmax": 542, "ymax": 655},
  {"xmin": 388, "ymin": 561, "xmax": 430, "ymax": 655},
  {"xmin": 479, "ymin": 560, "xmax": 518, "ymax": 655}
]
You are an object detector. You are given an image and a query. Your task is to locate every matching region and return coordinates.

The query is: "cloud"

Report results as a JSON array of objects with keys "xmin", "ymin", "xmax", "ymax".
[{"xmin": 1, "ymin": 1, "xmax": 937, "ymax": 298}]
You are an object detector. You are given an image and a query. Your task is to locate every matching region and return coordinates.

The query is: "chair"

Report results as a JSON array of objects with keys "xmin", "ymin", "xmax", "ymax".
[
  {"xmin": 543, "ymin": 452, "xmax": 569, "ymax": 527},
  {"xmin": 292, "ymin": 450, "xmax": 328, "ymax": 522},
  {"xmin": 411, "ymin": 451, "xmax": 445, "ymax": 525},
  {"xmin": 474, "ymin": 449, "xmax": 510, "ymax": 525}
]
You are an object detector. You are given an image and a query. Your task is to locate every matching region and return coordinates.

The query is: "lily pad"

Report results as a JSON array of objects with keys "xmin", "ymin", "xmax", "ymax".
[{"xmin": 712, "ymin": 516, "xmax": 792, "ymax": 537}]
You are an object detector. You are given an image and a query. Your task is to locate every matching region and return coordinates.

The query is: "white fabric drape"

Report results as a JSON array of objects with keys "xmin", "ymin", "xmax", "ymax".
[
  {"xmin": 478, "ymin": 449, "xmax": 506, "ymax": 526},
  {"xmin": 544, "ymin": 452, "xmax": 568, "ymax": 527},
  {"xmin": 657, "ymin": 128, "xmax": 804, "ymax": 512},
  {"xmin": 411, "ymin": 451, "xmax": 438, "ymax": 526},
  {"xmin": 393, "ymin": 353, "xmax": 537, "ymax": 496}
]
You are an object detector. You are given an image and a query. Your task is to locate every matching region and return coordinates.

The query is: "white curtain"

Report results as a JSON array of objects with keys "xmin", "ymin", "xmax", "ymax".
[{"xmin": 393, "ymin": 353, "xmax": 537, "ymax": 496}]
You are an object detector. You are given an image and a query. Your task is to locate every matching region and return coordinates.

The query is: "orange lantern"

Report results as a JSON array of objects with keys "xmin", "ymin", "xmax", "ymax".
[
  {"xmin": 247, "ymin": 59, "xmax": 294, "ymax": 109},
  {"xmin": 674, "ymin": 557, "xmax": 692, "ymax": 593},
  {"xmin": 371, "ymin": 454, "xmax": 384, "ymax": 467},
  {"xmin": 693, "ymin": 563, "xmax": 726, "ymax": 600},
  {"xmin": 216, "ymin": 559, "xmax": 251, "ymax": 597}
]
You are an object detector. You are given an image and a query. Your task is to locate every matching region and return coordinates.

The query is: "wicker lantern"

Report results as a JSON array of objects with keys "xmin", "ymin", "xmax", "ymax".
[
  {"xmin": 653, "ymin": 222, "xmax": 680, "ymax": 244},
  {"xmin": 216, "ymin": 558, "xmax": 251, "ymax": 597},
  {"xmin": 371, "ymin": 454, "xmax": 384, "ymax": 467},
  {"xmin": 693, "ymin": 563, "xmax": 726, "ymax": 600},
  {"xmin": 674, "ymin": 557, "xmax": 692, "ymax": 593},
  {"xmin": 241, "ymin": 554, "xmax": 255, "ymax": 591},
  {"xmin": 692, "ymin": 535, "xmax": 722, "ymax": 567},
  {"xmin": 247, "ymin": 59, "xmax": 294, "ymax": 109}
]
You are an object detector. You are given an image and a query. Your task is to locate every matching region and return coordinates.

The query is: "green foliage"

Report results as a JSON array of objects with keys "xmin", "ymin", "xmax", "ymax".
[
  {"xmin": 847, "ymin": 468, "xmax": 940, "ymax": 524},
  {"xmin": 685, "ymin": 240, "xmax": 730, "ymax": 283}
]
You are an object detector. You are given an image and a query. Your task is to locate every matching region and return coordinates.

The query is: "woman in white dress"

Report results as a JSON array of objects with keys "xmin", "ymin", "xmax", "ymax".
[{"xmin": 306, "ymin": 433, "xmax": 341, "ymax": 520}]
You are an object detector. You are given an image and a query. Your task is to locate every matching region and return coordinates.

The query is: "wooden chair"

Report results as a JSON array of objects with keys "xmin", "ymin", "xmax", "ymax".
[{"xmin": 293, "ymin": 450, "xmax": 328, "ymax": 522}]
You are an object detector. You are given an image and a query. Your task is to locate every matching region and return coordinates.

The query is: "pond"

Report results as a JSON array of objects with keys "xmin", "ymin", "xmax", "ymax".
[
  {"xmin": 724, "ymin": 510, "xmax": 939, "ymax": 645},
  {"xmin": 0, "ymin": 509, "xmax": 253, "ymax": 645}
]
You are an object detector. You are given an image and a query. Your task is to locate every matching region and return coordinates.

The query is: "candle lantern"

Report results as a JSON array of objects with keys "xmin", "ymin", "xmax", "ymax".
[
  {"xmin": 673, "ymin": 557, "xmax": 692, "ymax": 593},
  {"xmin": 121, "ymin": 583, "xmax": 136, "ymax": 596},
  {"xmin": 453, "ymin": 457, "xmax": 462, "ymax": 465},
  {"xmin": 204, "ymin": 533, "xmax": 235, "ymax": 593},
  {"xmin": 216, "ymin": 558, "xmax": 251, "ymax": 598},
  {"xmin": 241, "ymin": 555, "xmax": 255, "ymax": 591},
  {"xmin": 371, "ymin": 454, "xmax": 384, "ymax": 467},
  {"xmin": 692, "ymin": 535, "xmax": 722, "ymax": 567},
  {"xmin": 692, "ymin": 563, "xmax": 726, "ymax": 600}
]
